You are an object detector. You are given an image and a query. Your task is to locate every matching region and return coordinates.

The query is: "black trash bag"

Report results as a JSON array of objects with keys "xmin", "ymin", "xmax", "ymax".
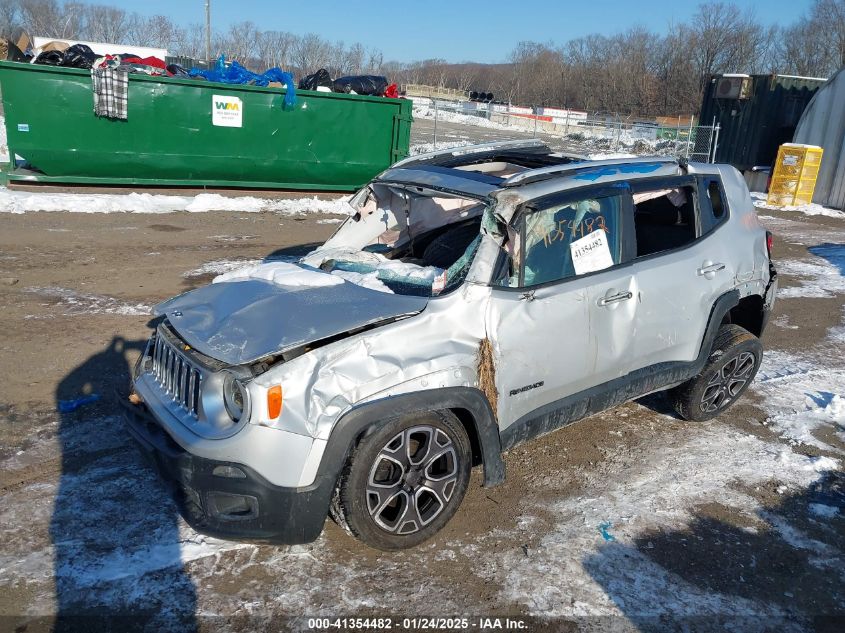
[
  {"xmin": 34, "ymin": 49, "xmax": 64, "ymax": 65},
  {"xmin": 61, "ymin": 44, "xmax": 97, "ymax": 69},
  {"xmin": 167, "ymin": 63, "xmax": 188, "ymax": 77},
  {"xmin": 298, "ymin": 68, "xmax": 333, "ymax": 91},
  {"xmin": 3, "ymin": 38, "xmax": 29, "ymax": 62},
  {"xmin": 332, "ymin": 75, "xmax": 389, "ymax": 96}
]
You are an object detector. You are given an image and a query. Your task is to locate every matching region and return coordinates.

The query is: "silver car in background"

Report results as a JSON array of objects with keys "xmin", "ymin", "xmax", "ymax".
[{"xmin": 123, "ymin": 140, "xmax": 778, "ymax": 550}]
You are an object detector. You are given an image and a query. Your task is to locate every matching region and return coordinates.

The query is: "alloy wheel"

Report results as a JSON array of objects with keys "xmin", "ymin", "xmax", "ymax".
[
  {"xmin": 700, "ymin": 351, "xmax": 757, "ymax": 413},
  {"xmin": 366, "ymin": 425, "xmax": 459, "ymax": 535}
]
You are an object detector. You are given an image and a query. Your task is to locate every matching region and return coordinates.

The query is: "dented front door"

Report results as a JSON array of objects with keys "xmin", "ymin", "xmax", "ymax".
[
  {"xmin": 487, "ymin": 187, "xmax": 637, "ymax": 433},
  {"xmin": 488, "ymin": 281, "xmax": 592, "ymax": 433}
]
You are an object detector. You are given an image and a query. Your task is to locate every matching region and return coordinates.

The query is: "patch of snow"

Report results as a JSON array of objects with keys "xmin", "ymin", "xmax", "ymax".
[
  {"xmin": 213, "ymin": 262, "xmax": 343, "ymax": 288},
  {"xmin": 368, "ymin": 259, "xmax": 442, "ymax": 284},
  {"xmin": 410, "ymin": 140, "xmax": 472, "ymax": 156},
  {"xmin": 496, "ymin": 425, "xmax": 838, "ymax": 620},
  {"xmin": 754, "ymin": 349, "xmax": 845, "ymax": 452},
  {"xmin": 207, "ymin": 234, "xmax": 258, "ymax": 242},
  {"xmin": 316, "ymin": 218, "xmax": 343, "ymax": 224},
  {"xmin": 302, "ymin": 246, "xmax": 442, "ymax": 288},
  {"xmin": 809, "ymin": 503, "xmax": 840, "ymax": 519},
  {"xmin": 330, "ymin": 269, "xmax": 393, "ymax": 293},
  {"xmin": 23, "ymin": 286, "xmax": 150, "ymax": 317},
  {"xmin": 773, "ymin": 314, "xmax": 799, "ymax": 330},
  {"xmin": 752, "ymin": 192, "xmax": 845, "ymax": 219},
  {"xmin": 0, "ymin": 115, "xmax": 8, "ymax": 163},
  {"xmin": 0, "ymin": 420, "xmax": 250, "ymax": 618},
  {"xmin": 0, "ymin": 186, "xmax": 351, "ymax": 215},
  {"xmin": 587, "ymin": 152, "xmax": 637, "ymax": 159},
  {"xmin": 775, "ymin": 244, "xmax": 845, "ymax": 298},
  {"xmin": 413, "ymin": 106, "xmax": 525, "ymax": 131},
  {"xmin": 183, "ymin": 258, "xmax": 263, "ymax": 278}
]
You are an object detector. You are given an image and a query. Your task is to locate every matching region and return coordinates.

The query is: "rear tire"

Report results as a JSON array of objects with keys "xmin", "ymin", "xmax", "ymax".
[
  {"xmin": 671, "ymin": 324, "xmax": 762, "ymax": 422},
  {"xmin": 332, "ymin": 410, "xmax": 472, "ymax": 550}
]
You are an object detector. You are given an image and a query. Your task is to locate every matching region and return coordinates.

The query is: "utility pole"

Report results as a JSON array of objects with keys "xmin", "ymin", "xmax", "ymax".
[{"xmin": 205, "ymin": 1, "xmax": 211, "ymax": 64}]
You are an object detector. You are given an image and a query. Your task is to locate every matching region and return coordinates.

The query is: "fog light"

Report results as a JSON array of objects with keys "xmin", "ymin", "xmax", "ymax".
[{"xmin": 208, "ymin": 492, "xmax": 258, "ymax": 520}]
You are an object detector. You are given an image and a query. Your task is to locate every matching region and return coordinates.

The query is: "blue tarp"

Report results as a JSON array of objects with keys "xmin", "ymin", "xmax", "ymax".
[{"xmin": 189, "ymin": 55, "xmax": 296, "ymax": 108}]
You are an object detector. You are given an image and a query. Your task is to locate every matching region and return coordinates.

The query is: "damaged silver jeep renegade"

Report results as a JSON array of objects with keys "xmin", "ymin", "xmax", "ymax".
[{"xmin": 124, "ymin": 140, "xmax": 778, "ymax": 550}]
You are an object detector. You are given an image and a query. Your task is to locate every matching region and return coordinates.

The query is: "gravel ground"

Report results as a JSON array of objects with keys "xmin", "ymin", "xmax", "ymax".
[{"xmin": 0, "ymin": 121, "xmax": 843, "ymax": 632}]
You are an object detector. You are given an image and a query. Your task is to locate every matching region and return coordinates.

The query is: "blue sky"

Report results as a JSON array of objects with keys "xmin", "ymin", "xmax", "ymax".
[{"xmin": 88, "ymin": 0, "xmax": 812, "ymax": 63}]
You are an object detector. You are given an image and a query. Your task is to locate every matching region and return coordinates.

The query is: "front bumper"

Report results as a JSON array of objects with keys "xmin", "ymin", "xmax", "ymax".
[{"xmin": 121, "ymin": 398, "xmax": 333, "ymax": 544}]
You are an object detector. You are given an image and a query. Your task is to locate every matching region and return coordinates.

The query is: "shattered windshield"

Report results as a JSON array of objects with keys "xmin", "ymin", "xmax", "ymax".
[{"xmin": 300, "ymin": 183, "xmax": 486, "ymax": 297}]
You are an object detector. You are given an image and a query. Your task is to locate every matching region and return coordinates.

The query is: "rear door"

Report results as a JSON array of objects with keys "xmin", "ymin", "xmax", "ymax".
[
  {"xmin": 488, "ymin": 185, "xmax": 639, "ymax": 431},
  {"xmin": 626, "ymin": 175, "xmax": 734, "ymax": 369}
]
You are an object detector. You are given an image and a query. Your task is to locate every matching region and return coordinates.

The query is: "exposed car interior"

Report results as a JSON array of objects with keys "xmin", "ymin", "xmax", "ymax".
[
  {"xmin": 304, "ymin": 182, "xmax": 487, "ymax": 296},
  {"xmin": 633, "ymin": 186, "xmax": 697, "ymax": 257}
]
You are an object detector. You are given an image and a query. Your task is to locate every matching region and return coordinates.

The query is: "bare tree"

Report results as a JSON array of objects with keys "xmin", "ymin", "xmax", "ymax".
[
  {"xmin": 291, "ymin": 33, "xmax": 330, "ymax": 75},
  {"xmin": 256, "ymin": 30, "xmax": 296, "ymax": 71},
  {"xmin": 365, "ymin": 48, "xmax": 383, "ymax": 75},
  {"xmin": 0, "ymin": 0, "xmax": 23, "ymax": 38},
  {"xmin": 84, "ymin": 5, "xmax": 128, "ymax": 43},
  {"xmin": 171, "ymin": 22, "xmax": 206, "ymax": 60},
  {"xmin": 812, "ymin": 0, "xmax": 845, "ymax": 70}
]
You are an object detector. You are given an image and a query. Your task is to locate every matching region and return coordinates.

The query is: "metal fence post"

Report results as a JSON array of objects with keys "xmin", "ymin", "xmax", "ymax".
[
  {"xmin": 564, "ymin": 111, "xmax": 570, "ymax": 136},
  {"xmin": 703, "ymin": 116, "xmax": 716, "ymax": 163},
  {"xmin": 686, "ymin": 116, "xmax": 695, "ymax": 159},
  {"xmin": 433, "ymin": 99, "xmax": 438, "ymax": 149},
  {"xmin": 711, "ymin": 124, "xmax": 721, "ymax": 163},
  {"xmin": 615, "ymin": 119, "xmax": 622, "ymax": 152},
  {"xmin": 533, "ymin": 112, "xmax": 538, "ymax": 138}
]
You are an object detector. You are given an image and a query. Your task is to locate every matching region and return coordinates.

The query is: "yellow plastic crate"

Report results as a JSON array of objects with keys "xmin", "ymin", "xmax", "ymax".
[
  {"xmin": 766, "ymin": 144, "xmax": 824, "ymax": 207},
  {"xmin": 766, "ymin": 192, "xmax": 796, "ymax": 207}
]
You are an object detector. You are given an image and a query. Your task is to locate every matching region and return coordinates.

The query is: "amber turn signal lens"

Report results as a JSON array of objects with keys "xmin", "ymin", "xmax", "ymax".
[{"xmin": 267, "ymin": 385, "xmax": 283, "ymax": 419}]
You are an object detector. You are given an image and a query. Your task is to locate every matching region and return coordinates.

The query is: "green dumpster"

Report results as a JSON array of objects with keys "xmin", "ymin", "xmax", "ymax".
[{"xmin": 0, "ymin": 61, "xmax": 412, "ymax": 191}]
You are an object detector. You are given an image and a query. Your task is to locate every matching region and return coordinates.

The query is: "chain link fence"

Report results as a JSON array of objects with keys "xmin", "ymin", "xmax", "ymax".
[{"xmin": 412, "ymin": 100, "xmax": 720, "ymax": 163}]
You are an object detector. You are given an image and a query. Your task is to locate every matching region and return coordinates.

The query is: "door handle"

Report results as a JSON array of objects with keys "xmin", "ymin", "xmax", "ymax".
[
  {"xmin": 697, "ymin": 262, "xmax": 726, "ymax": 278},
  {"xmin": 598, "ymin": 291, "xmax": 633, "ymax": 307}
]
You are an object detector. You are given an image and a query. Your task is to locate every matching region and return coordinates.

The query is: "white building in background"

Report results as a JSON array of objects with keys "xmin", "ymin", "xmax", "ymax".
[
  {"xmin": 793, "ymin": 67, "xmax": 845, "ymax": 211},
  {"xmin": 32, "ymin": 36, "xmax": 168, "ymax": 60}
]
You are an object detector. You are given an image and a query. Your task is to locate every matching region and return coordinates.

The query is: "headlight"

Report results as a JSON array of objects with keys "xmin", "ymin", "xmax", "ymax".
[{"xmin": 222, "ymin": 372, "xmax": 250, "ymax": 423}]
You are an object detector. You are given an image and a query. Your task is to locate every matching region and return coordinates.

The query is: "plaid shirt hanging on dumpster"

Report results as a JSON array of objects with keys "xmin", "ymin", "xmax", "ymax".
[{"xmin": 91, "ymin": 67, "xmax": 129, "ymax": 120}]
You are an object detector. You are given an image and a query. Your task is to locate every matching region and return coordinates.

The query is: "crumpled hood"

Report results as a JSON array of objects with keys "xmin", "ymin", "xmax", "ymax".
[{"xmin": 153, "ymin": 275, "xmax": 428, "ymax": 365}]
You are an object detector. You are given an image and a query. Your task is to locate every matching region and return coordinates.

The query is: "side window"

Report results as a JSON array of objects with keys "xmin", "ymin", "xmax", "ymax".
[
  {"xmin": 518, "ymin": 193, "xmax": 624, "ymax": 287},
  {"xmin": 700, "ymin": 177, "xmax": 729, "ymax": 234},
  {"xmin": 632, "ymin": 182, "xmax": 698, "ymax": 258}
]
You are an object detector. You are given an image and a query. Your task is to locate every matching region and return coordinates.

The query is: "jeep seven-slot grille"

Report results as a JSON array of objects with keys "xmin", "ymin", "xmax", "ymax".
[{"xmin": 151, "ymin": 332, "xmax": 202, "ymax": 417}]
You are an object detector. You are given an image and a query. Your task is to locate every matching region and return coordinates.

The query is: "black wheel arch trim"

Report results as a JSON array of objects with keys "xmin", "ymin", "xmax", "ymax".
[
  {"xmin": 697, "ymin": 289, "xmax": 741, "ymax": 369},
  {"xmin": 322, "ymin": 387, "xmax": 505, "ymax": 488}
]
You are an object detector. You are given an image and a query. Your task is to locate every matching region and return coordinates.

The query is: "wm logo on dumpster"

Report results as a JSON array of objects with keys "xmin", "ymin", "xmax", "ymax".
[
  {"xmin": 212, "ymin": 95, "xmax": 243, "ymax": 128},
  {"xmin": 215, "ymin": 101, "xmax": 240, "ymax": 111}
]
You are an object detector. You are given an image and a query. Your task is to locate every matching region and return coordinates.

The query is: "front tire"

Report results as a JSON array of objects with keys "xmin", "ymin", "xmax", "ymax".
[
  {"xmin": 333, "ymin": 410, "xmax": 472, "ymax": 550},
  {"xmin": 671, "ymin": 324, "xmax": 763, "ymax": 422}
]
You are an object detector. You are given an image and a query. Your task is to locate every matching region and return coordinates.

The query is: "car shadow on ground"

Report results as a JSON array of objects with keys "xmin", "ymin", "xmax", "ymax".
[
  {"xmin": 51, "ymin": 333, "xmax": 198, "ymax": 631},
  {"xmin": 635, "ymin": 391, "xmax": 681, "ymax": 419},
  {"xmin": 583, "ymin": 471, "xmax": 845, "ymax": 632}
]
